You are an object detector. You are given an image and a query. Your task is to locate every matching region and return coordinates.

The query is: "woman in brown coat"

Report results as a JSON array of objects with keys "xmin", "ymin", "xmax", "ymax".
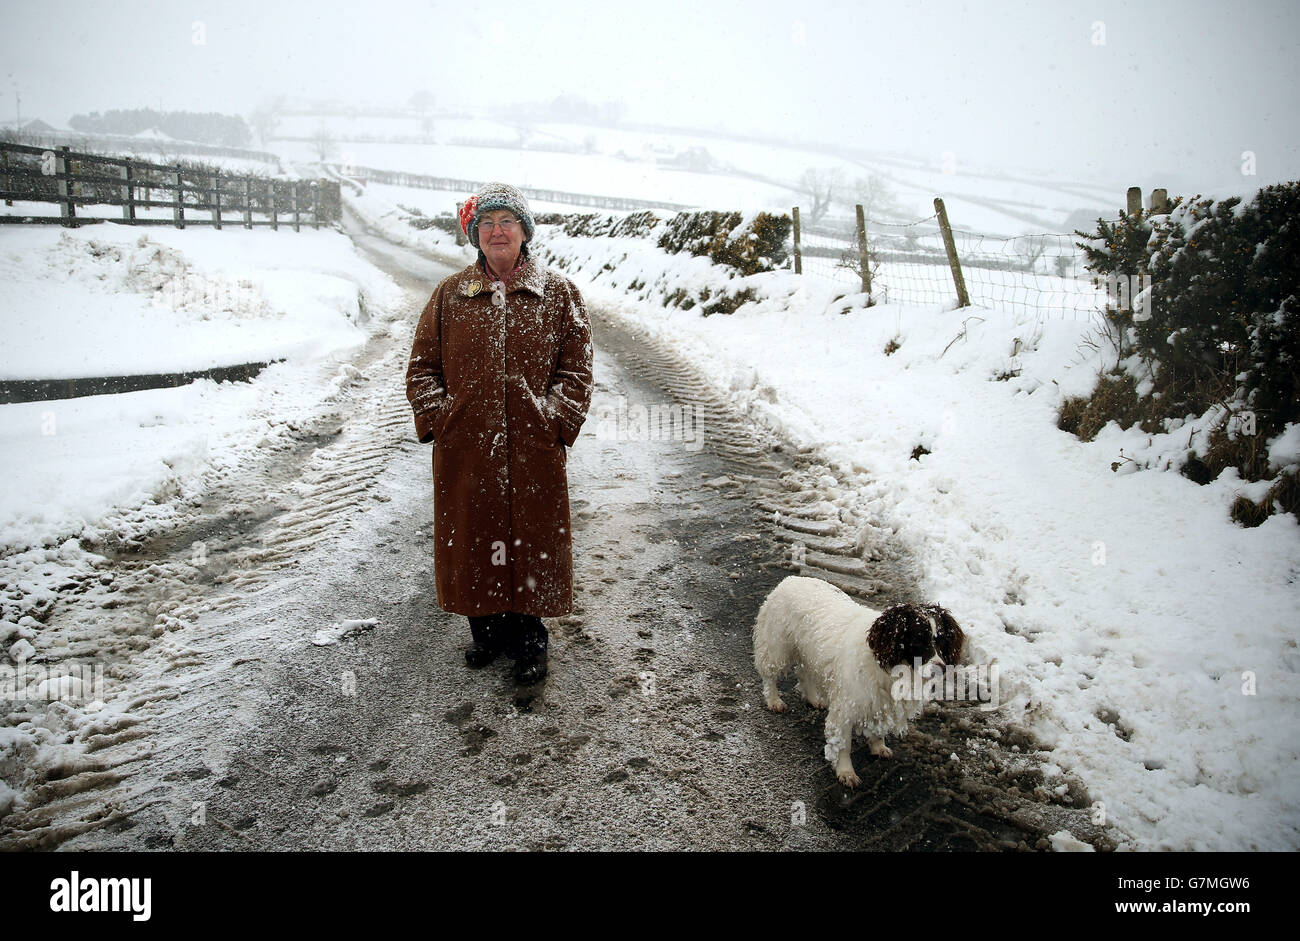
[{"xmin": 405, "ymin": 182, "xmax": 593, "ymax": 684}]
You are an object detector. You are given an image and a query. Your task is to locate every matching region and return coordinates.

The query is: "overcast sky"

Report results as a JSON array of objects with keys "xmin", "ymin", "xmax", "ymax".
[{"xmin": 4, "ymin": 0, "xmax": 1297, "ymax": 191}]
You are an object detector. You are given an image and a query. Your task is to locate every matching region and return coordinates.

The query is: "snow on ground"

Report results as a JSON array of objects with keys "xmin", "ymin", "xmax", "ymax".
[
  {"xmin": 290, "ymin": 184, "xmax": 1300, "ymax": 849},
  {"xmin": 510, "ymin": 213, "xmax": 1295, "ymax": 851},
  {"xmin": 0, "ymin": 227, "xmax": 373, "ymax": 380},
  {"xmin": 0, "ymin": 222, "xmax": 404, "ymax": 574},
  {"xmin": 1, "ymin": 220, "xmax": 407, "ymax": 821},
  {"xmin": 343, "ymin": 186, "xmax": 477, "ymax": 263},
  {"xmin": 292, "ymin": 138, "xmax": 798, "ymax": 212},
  {"xmin": 4, "ymin": 169, "xmax": 1294, "ymax": 849}
]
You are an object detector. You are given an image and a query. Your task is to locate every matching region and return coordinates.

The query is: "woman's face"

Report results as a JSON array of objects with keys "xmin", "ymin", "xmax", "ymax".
[{"xmin": 479, "ymin": 209, "xmax": 525, "ymax": 273}]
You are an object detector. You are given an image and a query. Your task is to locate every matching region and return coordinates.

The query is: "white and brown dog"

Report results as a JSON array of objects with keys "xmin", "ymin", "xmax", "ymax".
[{"xmin": 753, "ymin": 575, "xmax": 964, "ymax": 787}]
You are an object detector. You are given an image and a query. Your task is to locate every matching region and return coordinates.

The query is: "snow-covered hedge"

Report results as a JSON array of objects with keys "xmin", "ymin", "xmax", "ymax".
[{"xmin": 1070, "ymin": 181, "xmax": 1300, "ymax": 524}]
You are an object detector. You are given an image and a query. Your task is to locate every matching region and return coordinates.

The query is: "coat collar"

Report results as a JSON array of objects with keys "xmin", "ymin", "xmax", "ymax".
[
  {"xmin": 457, "ymin": 258, "xmax": 546, "ymax": 299},
  {"xmin": 507, "ymin": 258, "xmax": 547, "ymax": 298}
]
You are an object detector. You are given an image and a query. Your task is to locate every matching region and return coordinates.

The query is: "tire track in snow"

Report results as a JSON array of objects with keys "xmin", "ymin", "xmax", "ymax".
[
  {"xmin": 0, "ymin": 261, "xmax": 445, "ymax": 851},
  {"xmin": 586, "ymin": 304, "xmax": 909, "ymax": 600},
  {"xmin": 573, "ymin": 300, "xmax": 1112, "ymax": 850}
]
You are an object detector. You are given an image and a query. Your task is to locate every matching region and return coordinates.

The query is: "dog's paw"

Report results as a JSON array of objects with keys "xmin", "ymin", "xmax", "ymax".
[
  {"xmin": 805, "ymin": 697, "xmax": 828, "ymax": 709},
  {"xmin": 837, "ymin": 768, "xmax": 862, "ymax": 788},
  {"xmin": 765, "ymin": 697, "xmax": 787, "ymax": 713},
  {"xmin": 869, "ymin": 737, "xmax": 893, "ymax": 759}
]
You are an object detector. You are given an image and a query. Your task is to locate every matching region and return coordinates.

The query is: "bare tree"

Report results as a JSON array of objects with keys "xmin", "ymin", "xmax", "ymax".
[
  {"xmin": 408, "ymin": 90, "xmax": 436, "ymax": 113},
  {"xmin": 853, "ymin": 173, "xmax": 900, "ymax": 222},
  {"xmin": 310, "ymin": 126, "xmax": 337, "ymax": 162},
  {"xmin": 1019, "ymin": 233, "xmax": 1049, "ymax": 273},
  {"xmin": 248, "ymin": 109, "xmax": 279, "ymax": 147},
  {"xmin": 798, "ymin": 167, "xmax": 844, "ymax": 226},
  {"xmin": 835, "ymin": 238, "xmax": 883, "ymax": 305}
]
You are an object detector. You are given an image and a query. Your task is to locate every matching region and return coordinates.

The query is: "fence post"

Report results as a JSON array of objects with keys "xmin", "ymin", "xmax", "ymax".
[
  {"xmin": 212, "ymin": 168, "xmax": 222, "ymax": 229},
  {"xmin": 3, "ymin": 148, "xmax": 11, "ymax": 207},
  {"xmin": 1126, "ymin": 186, "xmax": 1142, "ymax": 216},
  {"xmin": 57, "ymin": 146, "xmax": 75, "ymax": 222},
  {"xmin": 243, "ymin": 176, "xmax": 252, "ymax": 229},
  {"xmin": 933, "ymin": 197, "xmax": 970, "ymax": 308},
  {"xmin": 269, "ymin": 179, "xmax": 278, "ymax": 231},
  {"xmin": 792, "ymin": 206, "xmax": 802, "ymax": 274},
  {"xmin": 312, "ymin": 180, "xmax": 321, "ymax": 229},
  {"xmin": 174, "ymin": 164, "xmax": 185, "ymax": 229},
  {"xmin": 120, "ymin": 159, "xmax": 135, "ymax": 221},
  {"xmin": 855, "ymin": 203, "xmax": 872, "ymax": 297},
  {"xmin": 454, "ymin": 201, "xmax": 466, "ymax": 246},
  {"xmin": 291, "ymin": 179, "xmax": 300, "ymax": 232}
]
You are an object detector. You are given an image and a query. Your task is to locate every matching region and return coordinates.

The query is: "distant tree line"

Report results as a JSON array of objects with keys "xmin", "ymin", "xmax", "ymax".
[
  {"xmin": 498, "ymin": 95, "xmax": 626, "ymax": 126},
  {"xmin": 67, "ymin": 109, "xmax": 251, "ymax": 147}
]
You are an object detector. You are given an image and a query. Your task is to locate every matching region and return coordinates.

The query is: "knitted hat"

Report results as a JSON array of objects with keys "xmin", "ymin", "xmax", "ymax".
[{"xmin": 461, "ymin": 182, "xmax": 535, "ymax": 248}]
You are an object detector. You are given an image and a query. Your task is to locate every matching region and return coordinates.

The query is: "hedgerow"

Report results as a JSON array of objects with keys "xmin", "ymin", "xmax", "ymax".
[{"xmin": 1066, "ymin": 181, "xmax": 1300, "ymax": 524}]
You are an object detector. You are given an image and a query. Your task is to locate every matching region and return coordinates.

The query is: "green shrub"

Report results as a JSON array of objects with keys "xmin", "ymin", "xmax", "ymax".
[
  {"xmin": 1069, "ymin": 180, "xmax": 1300, "ymax": 523},
  {"xmin": 558, "ymin": 210, "xmax": 661, "ymax": 238},
  {"xmin": 658, "ymin": 210, "xmax": 742, "ymax": 257},
  {"xmin": 1075, "ymin": 205, "xmax": 1165, "ymax": 363},
  {"xmin": 657, "ymin": 210, "xmax": 791, "ymax": 275},
  {"xmin": 710, "ymin": 213, "xmax": 792, "ymax": 275}
]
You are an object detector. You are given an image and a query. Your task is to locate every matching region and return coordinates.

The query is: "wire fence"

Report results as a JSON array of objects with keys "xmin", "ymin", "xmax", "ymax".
[{"xmin": 798, "ymin": 209, "xmax": 1107, "ymax": 324}]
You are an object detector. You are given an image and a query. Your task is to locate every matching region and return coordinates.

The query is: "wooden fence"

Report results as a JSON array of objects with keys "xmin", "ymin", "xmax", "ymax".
[{"xmin": 0, "ymin": 140, "xmax": 340, "ymax": 230}]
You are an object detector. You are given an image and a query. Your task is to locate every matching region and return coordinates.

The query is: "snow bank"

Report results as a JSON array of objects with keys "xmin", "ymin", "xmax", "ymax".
[
  {"xmin": 0, "ymin": 224, "xmax": 404, "ymax": 555},
  {"xmin": 0, "ymin": 226, "xmax": 381, "ymax": 379},
  {"xmin": 537, "ymin": 223, "xmax": 1300, "ymax": 851}
]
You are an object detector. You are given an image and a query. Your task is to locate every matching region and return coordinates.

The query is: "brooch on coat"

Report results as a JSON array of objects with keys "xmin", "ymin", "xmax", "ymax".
[{"xmin": 457, "ymin": 278, "xmax": 506, "ymax": 307}]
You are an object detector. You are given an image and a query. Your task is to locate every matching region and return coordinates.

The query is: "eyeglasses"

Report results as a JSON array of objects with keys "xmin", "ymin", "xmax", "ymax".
[{"xmin": 479, "ymin": 218, "xmax": 520, "ymax": 233}]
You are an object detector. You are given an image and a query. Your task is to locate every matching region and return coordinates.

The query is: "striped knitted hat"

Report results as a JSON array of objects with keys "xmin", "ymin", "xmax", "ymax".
[{"xmin": 461, "ymin": 182, "xmax": 535, "ymax": 248}]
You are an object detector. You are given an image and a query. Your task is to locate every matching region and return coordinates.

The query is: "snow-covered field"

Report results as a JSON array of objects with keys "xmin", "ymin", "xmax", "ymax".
[
  {"xmin": 274, "ymin": 113, "xmax": 1135, "ymax": 235},
  {"xmin": 0, "ymin": 222, "xmax": 403, "ymax": 584},
  {"xmin": 350, "ymin": 182, "xmax": 1298, "ymax": 850}
]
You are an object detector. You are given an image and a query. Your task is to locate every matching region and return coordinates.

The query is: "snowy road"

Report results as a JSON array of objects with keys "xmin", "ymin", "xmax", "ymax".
[{"xmin": 1, "ymin": 214, "xmax": 1106, "ymax": 851}]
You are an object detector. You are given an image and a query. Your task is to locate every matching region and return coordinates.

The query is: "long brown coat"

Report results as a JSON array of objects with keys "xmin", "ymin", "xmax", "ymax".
[{"xmin": 405, "ymin": 257, "xmax": 593, "ymax": 617}]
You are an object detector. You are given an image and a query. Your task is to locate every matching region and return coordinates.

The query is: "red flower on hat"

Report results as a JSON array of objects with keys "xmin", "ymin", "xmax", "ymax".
[{"xmin": 459, "ymin": 195, "xmax": 479, "ymax": 237}]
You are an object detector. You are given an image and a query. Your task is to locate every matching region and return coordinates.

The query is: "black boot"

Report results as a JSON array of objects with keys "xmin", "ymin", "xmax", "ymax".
[
  {"xmin": 465, "ymin": 614, "xmax": 506, "ymax": 668},
  {"xmin": 506, "ymin": 614, "xmax": 549, "ymax": 684},
  {"xmin": 465, "ymin": 642, "xmax": 497, "ymax": 668},
  {"xmin": 514, "ymin": 653, "xmax": 547, "ymax": 684}
]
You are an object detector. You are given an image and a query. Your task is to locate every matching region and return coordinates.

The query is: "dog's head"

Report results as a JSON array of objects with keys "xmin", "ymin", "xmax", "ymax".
[{"xmin": 867, "ymin": 603, "xmax": 965, "ymax": 673}]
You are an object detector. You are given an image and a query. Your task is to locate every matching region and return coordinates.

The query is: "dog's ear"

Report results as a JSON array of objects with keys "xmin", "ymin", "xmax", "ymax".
[
  {"xmin": 924, "ymin": 604, "xmax": 965, "ymax": 665},
  {"xmin": 868, "ymin": 605, "xmax": 928, "ymax": 670}
]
